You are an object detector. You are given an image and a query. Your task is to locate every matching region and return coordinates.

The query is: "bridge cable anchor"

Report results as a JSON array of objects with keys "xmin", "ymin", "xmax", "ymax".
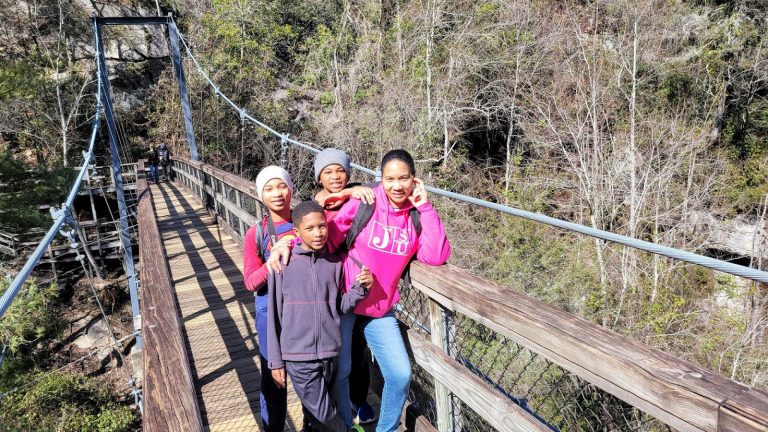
[{"xmin": 279, "ymin": 134, "xmax": 289, "ymax": 167}]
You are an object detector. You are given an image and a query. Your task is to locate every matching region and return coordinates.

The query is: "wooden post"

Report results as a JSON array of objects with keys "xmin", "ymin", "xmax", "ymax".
[
  {"xmin": 47, "ymin": 244, "xmax": 57, "ymax": 284},
  {"xmin": 85, "ymin": 167, "xmax": 105, "ymax": 271},
  {"xmin": 76, "ymin": 223, "xmax": 104, "ymax": 280},
  {"xmin": 236, "ymin": 190, "xmax": 245, "ymax": 237},
  {"xmin": 428, "ymin": 299, "xmax": 453, "ymax": 432}
]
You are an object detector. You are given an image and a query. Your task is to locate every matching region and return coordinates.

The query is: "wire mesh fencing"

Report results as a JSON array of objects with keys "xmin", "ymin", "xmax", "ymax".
[{"xmin": 393, "ymin": 278, "xmax": 673, "ymax": 432}]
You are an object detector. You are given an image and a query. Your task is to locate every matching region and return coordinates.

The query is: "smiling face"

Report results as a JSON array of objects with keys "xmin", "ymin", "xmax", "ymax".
[
  {"xmin": 318, "ymin": 164, "xmax": 349, "ymax": 193},
  {"xmin": 261, "ymin": 178, "xmax": 291, "ymax": 213},
  {"xmin": 295, "ymin": 211, "xmax": 328, "ymax": 251},
  {"xmin": 382, "ymin": 159, "xmax": 414, "ymax": 207}
]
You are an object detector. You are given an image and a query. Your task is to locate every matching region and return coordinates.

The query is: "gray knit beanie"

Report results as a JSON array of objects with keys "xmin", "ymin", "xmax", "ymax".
[{"xmin": 313, "ymin": 148, "xmax": 351, "ymax": 182}]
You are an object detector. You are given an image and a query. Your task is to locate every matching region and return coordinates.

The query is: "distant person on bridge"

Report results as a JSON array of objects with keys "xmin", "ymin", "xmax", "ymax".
[
  {"xmin": 243, "ymin": 166, "xmax": 298, "ymax": 432},
  {"xmin": 147, "ymin": 145, "xmax": 160, "ymax": 184},
  {"xmin": 158, "ymin": 143, "xmax": 171, "ymax": 181},
  {"xmin": 266, "ymin": 200, "xmax": 371, "ymax": 432},
  {"xmin": 270, "ymin": 149, "xmax": 452, "ymax": 432},
  {"xmin": 313, "ymin": 148, "xmax": 377, "ymax": 426}
]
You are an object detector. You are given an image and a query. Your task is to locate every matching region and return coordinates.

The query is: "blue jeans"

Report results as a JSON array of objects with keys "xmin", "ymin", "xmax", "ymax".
[
  {"xmin": 339, "ymin": 310, "xmax": 411, "ymax": 432},
  {"xmin": 337, "ymin": 312, "xmax": 357, "ymax": 426},
  {"xmin": 149, "ymin": 164, "xmax": 158, "ymax": 183},
  {"xmin": 255, "ymin": 293, "xmax": 287, "ymax": 432}
]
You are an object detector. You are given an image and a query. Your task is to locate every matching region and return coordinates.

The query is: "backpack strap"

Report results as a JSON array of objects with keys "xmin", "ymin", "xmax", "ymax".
[
  {"xmin": 345, "ymin": 202, "xmax": 375, "ymax": 252},
  {"xmin": 266, "ymin": 216, "xmax": 278, "ymax": 246},
  {"xmin": 409, "ymin": 207, "xmax": 422, "ymax": 237},
  {"xmin": 257, "ymin": 216, "xmax": 294, "ymax": 262},
  {"xmin": 254, "ymin": 217, "xmax": 266, "ymax": 262}
]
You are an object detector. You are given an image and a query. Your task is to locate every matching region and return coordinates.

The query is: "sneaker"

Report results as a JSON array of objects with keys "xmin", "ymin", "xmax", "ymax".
[
  {"xmin": 350, "ymin": 425, "xmax": 365, "ymax": 432},
  {"xmin": 353, "ymin": 401, "xmax": 376, "ymax": 425}
]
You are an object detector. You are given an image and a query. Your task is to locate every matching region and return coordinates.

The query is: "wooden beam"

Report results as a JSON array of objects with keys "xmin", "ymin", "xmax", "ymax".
[
  {"xmin": 407, "ymin": 328, "xmax": 551, "ymax": 432},
  {"xmin": 137, "ymin": 159, "xmax": 204, "ymax": 432},
  {"xmin": 428, "ymin": 300, "xmax": 453, "ymax": 432},
  {"xmin": 410, "ymin": 263, "xmax": 768, "ymax": 432}
]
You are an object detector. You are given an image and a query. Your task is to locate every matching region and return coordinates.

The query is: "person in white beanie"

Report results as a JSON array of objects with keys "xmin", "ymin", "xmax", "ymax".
[{"xmin": 243, "ymin": 165, "xmax": 298, "ymax": 432}]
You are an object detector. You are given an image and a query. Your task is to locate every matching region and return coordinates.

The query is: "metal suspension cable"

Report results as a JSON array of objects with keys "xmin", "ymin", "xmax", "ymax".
[
  {"xmin": 0, "ymin": 25, "xmax": 105, "ymax": 319},
  {"xmin": 171, "ymin": 19, "xmax": 768, "ymax": 285}
]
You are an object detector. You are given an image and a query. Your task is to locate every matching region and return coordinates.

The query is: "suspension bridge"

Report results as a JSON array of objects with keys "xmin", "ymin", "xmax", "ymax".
[{"xmin": 2, "ymin": 14, "xmax": 768, "ymax": 432}]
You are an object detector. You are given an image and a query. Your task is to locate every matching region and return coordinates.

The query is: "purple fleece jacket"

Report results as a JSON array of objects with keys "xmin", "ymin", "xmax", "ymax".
[{"xmin": 267, "ymin": 243, "xmax": 366, "ymax": 369}]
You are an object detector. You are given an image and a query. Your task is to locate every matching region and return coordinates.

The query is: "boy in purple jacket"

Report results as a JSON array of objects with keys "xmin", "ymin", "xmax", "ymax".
[{"xmin": 267, "ymin": 200, "xmax": 372, "ymax": 432}]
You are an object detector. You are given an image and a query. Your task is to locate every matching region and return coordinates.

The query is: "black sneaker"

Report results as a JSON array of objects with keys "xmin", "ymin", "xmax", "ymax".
[{"xmin": 353, "ymin": 401, "xmax": 376, "ymax": 425}]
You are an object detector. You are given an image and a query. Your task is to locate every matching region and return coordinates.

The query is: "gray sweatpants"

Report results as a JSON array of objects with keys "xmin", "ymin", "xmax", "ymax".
[{"xmin": 286, "ymin": 358, "xmax": 347, "ymax": 432}]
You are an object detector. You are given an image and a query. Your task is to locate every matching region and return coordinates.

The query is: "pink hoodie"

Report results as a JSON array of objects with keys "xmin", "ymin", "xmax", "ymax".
[{"xmin": 328, "ymin": 184, "xmax": 451, "ymax": 317}]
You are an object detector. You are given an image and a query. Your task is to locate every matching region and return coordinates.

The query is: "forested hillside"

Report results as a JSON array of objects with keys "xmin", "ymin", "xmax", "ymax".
[
  {"xmin": 149, "ymin": 0, "xmax": 768, "ymax": 388},
  {"xmin": 0, "ymin": 0, "xmax": 766, "ymax": 426}
]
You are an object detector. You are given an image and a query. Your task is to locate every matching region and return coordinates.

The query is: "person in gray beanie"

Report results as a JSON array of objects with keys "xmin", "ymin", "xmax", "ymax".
[
  {"xmin": 313, "ymin": 148, "xmax": 374, "ymax": 212},
  {"xmin": 314, "ymin": 148, "xmax": 351, "ymax": 183},
  {"xmin": 312, "ymin": 148, "xmax": 376, "ymax": 426}
]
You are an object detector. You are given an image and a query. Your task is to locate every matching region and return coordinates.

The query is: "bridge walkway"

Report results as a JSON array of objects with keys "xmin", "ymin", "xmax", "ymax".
[{"xmin": 149, "ymin": 181, "xmax": 313, "ymax": 431}]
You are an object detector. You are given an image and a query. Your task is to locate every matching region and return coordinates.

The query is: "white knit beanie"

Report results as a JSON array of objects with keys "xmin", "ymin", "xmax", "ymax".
[{"xmin": 255, "ymin": 166, "xmax": 294, "ymax": 201}]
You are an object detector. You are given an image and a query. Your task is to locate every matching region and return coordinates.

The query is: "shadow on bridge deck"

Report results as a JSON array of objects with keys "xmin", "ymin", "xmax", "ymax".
[
  {"xmin": 151, "ymin": 182, "xmax": 305, "ymax": 431},
  {"xmin": 149, "ymin": 181, "xmax": 385, "ymax": 432}
]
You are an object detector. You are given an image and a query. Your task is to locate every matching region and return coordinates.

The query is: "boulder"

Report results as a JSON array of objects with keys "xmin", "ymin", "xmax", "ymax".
[{"xmin": 72, "ymin": 317, "xmax": 112, "ymax": 350}]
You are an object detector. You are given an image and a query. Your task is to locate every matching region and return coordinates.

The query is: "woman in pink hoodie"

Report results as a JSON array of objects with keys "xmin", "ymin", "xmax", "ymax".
[
  {"xmin": 331, "ymin": 149, "xmax": 451, "ymax": 431},
  {"xmin": 272, "ymin": 149, "xmax": 451, "ymax": 431}
]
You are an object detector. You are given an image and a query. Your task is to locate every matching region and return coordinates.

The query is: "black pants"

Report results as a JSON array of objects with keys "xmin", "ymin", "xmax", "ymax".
[
  {"xmin": 286, "ymin": 358, "xmax": 347, "ymax": 432},
  {"xmin": 350, "ymin": 319, "xmax": 371, "ymax": 406}
]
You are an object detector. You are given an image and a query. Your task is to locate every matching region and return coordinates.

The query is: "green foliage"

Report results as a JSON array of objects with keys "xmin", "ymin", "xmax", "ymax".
[
  {"xmin": 0, "ymin": 277, "xmax": 61, "ymax": 354},
  {"xmin": 318, "ymin": 91, "xmax": 335, "ymax": 107},
  {"xmin": 475, "ymin": 1, "xmax": 500, "ymax": 18},
  {"xmin": 0, "ymin": 62, "xmax": 45, "ymax": 102},
  {"xmin": 657, "ymin": 71, "xmax": 694, "ymax": 105},
  {"xmin": 476, "ymin": 183, "xmax": 602, "ymax": 316},
  {"xmin": 717, "ymin": 144, "xmax": 768, "ymax": 213},
  {"xmin": 0, "ymin": 372, "xmax": 139, "ymax": 432},
  {"xmin": 0, "ymin": 153, "xmax": 76, "ymax": 232}
]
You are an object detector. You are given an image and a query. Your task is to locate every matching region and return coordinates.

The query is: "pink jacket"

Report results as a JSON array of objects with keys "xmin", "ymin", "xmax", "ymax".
[{"xmin": 328, "ymin": 185, "xmax": 451, "ymax": 317}]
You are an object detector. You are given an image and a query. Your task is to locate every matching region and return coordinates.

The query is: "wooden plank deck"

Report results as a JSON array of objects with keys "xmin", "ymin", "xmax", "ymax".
[{"xmin": 149, "ymin": 181, "xmax": 307, "ymax": 432}]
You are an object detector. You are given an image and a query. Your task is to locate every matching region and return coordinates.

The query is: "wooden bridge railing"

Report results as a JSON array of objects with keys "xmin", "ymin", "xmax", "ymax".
[
  {"xmin": 408, "ymin": 263, "xmax": 768, "ymax": 432},
  {"xmin": 162, "ymin": 157, "xmax": 768, "ymax": 432},
  {"xmin": 136, "ymin": 160, "xmax": 204, "ymax": 431},
  {"xmin": 0, "ymin": 231, "xmax": 19, "ymax": 257}
]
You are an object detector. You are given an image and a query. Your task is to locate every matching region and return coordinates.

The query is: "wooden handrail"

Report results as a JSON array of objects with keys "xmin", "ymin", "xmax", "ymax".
[
  {"xmin": 410, "ymin": 262, "xmax": 768, "ymax": 432},
  {"xmin": 136, "ymin": 159, "xmax": 204, "ymax": 432},
  {"xmin": 167, "ymin": 156, "xmax": 768, "ymax": 432}
]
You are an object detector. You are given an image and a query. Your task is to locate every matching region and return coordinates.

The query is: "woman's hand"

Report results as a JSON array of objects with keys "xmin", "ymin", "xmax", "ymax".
[
  {"xmin": 408, "ymin": 178, "xmax": 429, "ymax": 208},
  {"xmin": 271, "ymin": 368, "xmax": 286, "ymax": 389},
  {"xmin": 356, "ymin": 266, "xmax": 373, "ymax": 290},
  {"xmin": 267, "ymin": 245, "xmax": 291, "ymax": 273}
]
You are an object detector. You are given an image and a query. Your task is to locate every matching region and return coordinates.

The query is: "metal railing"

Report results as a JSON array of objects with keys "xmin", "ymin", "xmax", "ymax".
[
  {"xmin": 175, "ymin": 18, "xmax": 768, "ymax": 286},
  {"xmin": 0, "ymin": 23, "xmax": 105, "ymax": 319}
]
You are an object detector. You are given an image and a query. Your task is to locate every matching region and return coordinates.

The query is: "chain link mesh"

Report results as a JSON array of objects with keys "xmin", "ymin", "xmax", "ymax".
[{"xmin": 394, "ymin": 279, "xmax": 673, "ymax": 432}]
